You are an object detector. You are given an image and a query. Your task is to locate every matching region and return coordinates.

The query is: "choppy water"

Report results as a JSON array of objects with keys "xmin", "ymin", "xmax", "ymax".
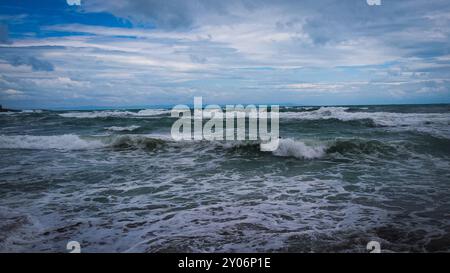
[{"xmin": 1, "ymin": 104, "xmax": 450, "ymax": 252}]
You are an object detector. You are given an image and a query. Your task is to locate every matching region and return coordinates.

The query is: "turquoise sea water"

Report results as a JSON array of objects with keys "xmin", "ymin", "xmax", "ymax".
[{"xmin": 0, "ymin": 104, "xmax": 449, "ymax": 252}]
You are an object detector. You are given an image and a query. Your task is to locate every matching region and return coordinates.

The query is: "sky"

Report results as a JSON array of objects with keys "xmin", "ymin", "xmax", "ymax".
[{"xmin": 0, "ymin": 0, "xmax": 449, "ymax": 109}]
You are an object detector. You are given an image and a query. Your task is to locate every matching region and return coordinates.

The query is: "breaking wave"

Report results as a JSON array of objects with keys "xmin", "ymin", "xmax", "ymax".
[
  {"xmin": 219, "ymin": 138, "xmax": 400, "ymax": 159},
  {"xmin": 0, "ymin": 134, "xmax": 427, "ymax": 160},
  {"xmin": 280, "ymin": 107, "xmax": 450, "ymax": 127},
  {"xmin": 0, "ymin": 134, "xmax": 104, "ymax": 150},
  {"xmin": 105, "ymin": 125, "xmax": 141, "ymax": 132},
  {"xmin": 108, "ymin": 135, "xmax": 167, "ymax": 150},
  {"xmin": 0, "ymin": 134, "xmax": 170, "ymax": 151},
  {"xmin": 272, "ymin": 139, "xmax": 326, "ymax": 159},
  {"xmin": 21, "ymin": 110, "xmax": 44, "ymax": 114},
  {"xmin": 59, "ymin": 109, "xmax": 169, "ymax": 118},
  {"xmin": 270, "ymin": 138, "xmax": 399, "ymax": 159}
]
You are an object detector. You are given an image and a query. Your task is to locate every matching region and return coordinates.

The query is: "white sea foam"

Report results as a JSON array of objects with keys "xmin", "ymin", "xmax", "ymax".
[
  {"xmin": 59, "ymin": 111, "xmax": 132, "ymax": 118},
  {"xmin": 272, "ymin": 138, "xmax": 326, "ymax": 159},
  {"xmin": 134, "ymin": 109, "xmax": 169, "ymax": 116},
  {"xmin": 59, "ymin": 109, "xmax": 169, "ymax": 118},
  {"xmin": 0, "ymin": 134, "xmax": 105, "ymax": 150},
  {"xmin": 105, "ymin": 125, "xmax": 141, "ymax": 132},
  {"xmin": 21, "ymin": 109, "xmax": 43, "ymax": 113},
  {"xmin": 280, "ymin": 107, "xmax": 450, "ymax": 127},
  {"xmin": 0, "ymin": 133, "xmax": 327, "ymax": 159},
  {"xmin": 0, "ymin": 133, "xmax": 176, "ymax": 150}
]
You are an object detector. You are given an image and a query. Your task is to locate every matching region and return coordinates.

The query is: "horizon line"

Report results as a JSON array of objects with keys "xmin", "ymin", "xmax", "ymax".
[{"xmin": 3, "ymin": 102, "xmax": 450, "ymax": 111}]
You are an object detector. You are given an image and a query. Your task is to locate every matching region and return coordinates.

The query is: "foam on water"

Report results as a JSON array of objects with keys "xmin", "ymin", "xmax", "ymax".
[
  {"xmin": 108, "ymin": 134, "xmax": 167, "ymax": 150},
  {"xmin": 135, "ymin": 109, "xmax": 169, "ymax": 116},
  {"xmin": 0, "ymin": 134, "xmax": 174, "ymax": 151},
  {"xmin": 281, "ymin": 107, "xmax": 450, "ymax": 138},
  {"xmin": 59, "ymin": 109, "xmax": 169, "ymax": 118},
  {"xmin": 0, "ymin": 134, "xmax": 105, "ymax": 150},
  {"xmin": 272, "ymin": 138, "xmax": 326, "ymax": 159},
  {"xmin": 105, "ymin": 125, "xmax": 141, "ymax": 132},
  {"xmin": 0, "ymin": 133, "xmax": 406, "ymax": 159},
  {"xmin": 21, "ymin": 110, "xmax": 44, "ymax": 113},
  {"xmin": 281, "ymin": 107, "xmax": 450, "ymax": 126}
]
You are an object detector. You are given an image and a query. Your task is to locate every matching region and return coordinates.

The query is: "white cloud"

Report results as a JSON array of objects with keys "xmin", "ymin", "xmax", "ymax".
[
  {"xmin": 2, "ymin": 88, "xmax": 23, "ymax": 95},
  {"xmin": 29, "ymin": 77, "xmax": 90, "ymax": 89},
  {"xmin": 66, "ymin": 0, "xmax": 81, "ymax": 6}
]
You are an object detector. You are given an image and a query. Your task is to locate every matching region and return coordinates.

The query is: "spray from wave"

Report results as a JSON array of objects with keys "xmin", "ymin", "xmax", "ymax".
[
  {"xmin": 272, "ymin": 139, "xmax": 326, "ymax": 159},
  {"xmin": 225, "ymin": 138, "xmax": 405, "ymax": 159}
]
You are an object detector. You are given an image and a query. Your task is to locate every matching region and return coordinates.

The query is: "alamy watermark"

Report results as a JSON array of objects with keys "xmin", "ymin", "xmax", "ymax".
[
  {"xmin": 170, "ymin": 97, "xmax": 280, "ymax": 151},
  {"xmin": 66, "ymin": 240, "xmax": 81, "ymax": 253},
  {"xmin": 366, "ymin": 241, "xmax": 381, "ymax": 253}
]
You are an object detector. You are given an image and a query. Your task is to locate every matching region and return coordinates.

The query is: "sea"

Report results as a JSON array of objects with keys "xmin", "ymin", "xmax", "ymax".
[{"xmin": 0, "ymin": 104, "xmax": 449, "ymax": 252}]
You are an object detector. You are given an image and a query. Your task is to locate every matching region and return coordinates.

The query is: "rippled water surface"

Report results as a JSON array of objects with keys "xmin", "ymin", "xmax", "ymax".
[{"xmin": 1, "ymin": 105, "xmax": 449, "ymax": 252}]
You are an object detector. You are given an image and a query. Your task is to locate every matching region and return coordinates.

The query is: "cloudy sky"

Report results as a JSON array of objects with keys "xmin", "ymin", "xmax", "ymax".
[{"xmin": 0, "ymin": 0, "xmax": 449, "ymax": 109}]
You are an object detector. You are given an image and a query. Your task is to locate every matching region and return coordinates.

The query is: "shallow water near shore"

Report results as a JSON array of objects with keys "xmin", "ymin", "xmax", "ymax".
[{"xmin": 1, "ymin": 104, "xmax": 449, "ymax": 252}]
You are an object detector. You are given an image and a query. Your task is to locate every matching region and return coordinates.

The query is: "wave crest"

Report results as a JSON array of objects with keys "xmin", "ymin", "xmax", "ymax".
[
  {"xmin": 326, "ymin": 139, "xmax": 395, "ymax": 155},
  {"xmin": 272, "ymin": 139, "xmax": 326, "ymax": 159},
  {"xmin": 108, "ymin": 135, "xmax": 166, "ymax": 150},
  {"xmin": 0, "ymin": 134, "xmax": 412, "ymax": 160},
  {"xmin": 59, "ymin": 109, "xmax": 169, "ymax": 118},
  {"xmin": 0, "ymin": 134, "xmax": 169, "ymax": 151},
  {"xmin": 0, "ymin": 134, "xmax": 104, "ymax": 150},
  {"xmin": 105, "ymin": 125, "xmax": 141, "ymax": 132},
  {"xmin": 280, "ymin": 107, "xmax": 450, "ymax": 127}
]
